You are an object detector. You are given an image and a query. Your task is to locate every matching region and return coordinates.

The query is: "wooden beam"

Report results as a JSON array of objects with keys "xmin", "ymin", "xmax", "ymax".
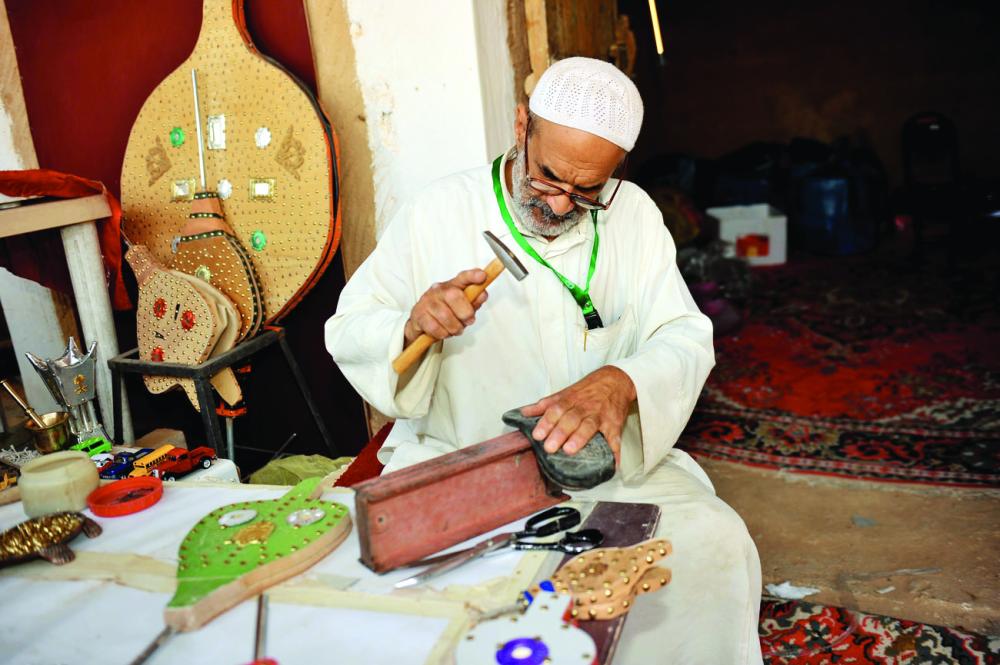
[
  {"xmin": 0, "ymin": 0, "xmax": 39, "ymax": 170},
  {"xmin": 0, "ymin": 195, "xmax": 111, "ymax": 238},
  {"xmin": 354, "ymin": 431, "xmax": 568, "ymax": 572},
  {"xmin": 523, "ymin": 0, "xmax": 550, "ymax": 96}
]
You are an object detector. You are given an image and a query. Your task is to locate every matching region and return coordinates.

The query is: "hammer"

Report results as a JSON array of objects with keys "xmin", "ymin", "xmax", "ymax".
[{"xmin": 392, "ymin": 231, "xmax": 528, "ymax": 374}]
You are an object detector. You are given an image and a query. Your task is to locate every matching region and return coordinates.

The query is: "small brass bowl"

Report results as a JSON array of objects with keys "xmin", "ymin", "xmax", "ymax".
[{"xmin": 25, "ymin": 411, "xmax": 72, "ymax": 454}]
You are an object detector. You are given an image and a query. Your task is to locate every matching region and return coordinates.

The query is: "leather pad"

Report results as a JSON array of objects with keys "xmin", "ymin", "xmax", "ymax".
[{"xmin": 502, "ymin": 408, "xmax": 616, "ymax": 491}]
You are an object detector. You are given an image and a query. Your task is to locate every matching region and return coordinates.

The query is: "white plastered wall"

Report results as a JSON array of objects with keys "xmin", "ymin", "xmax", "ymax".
[{"xmin": 343, "ymin": 0, "xmax": 516, "ymax": 239}]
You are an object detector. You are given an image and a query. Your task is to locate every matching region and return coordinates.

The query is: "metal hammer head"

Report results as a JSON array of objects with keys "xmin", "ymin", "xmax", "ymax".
[{"xmin": 483, "ymin": 231, "xmax": 529, "ymax": 281}]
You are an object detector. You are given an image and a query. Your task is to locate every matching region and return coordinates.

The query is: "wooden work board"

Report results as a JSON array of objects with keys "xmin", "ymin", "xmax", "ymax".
[{"xmin": 354, "ymin": 431, "xmax": 568, "ymax": 572}]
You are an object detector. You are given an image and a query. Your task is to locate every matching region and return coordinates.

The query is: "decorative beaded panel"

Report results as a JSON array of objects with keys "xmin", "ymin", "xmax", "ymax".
[
  {"xmin": 165, "ymin": 477, "xmax": 352, "ymax": 631},
  {"xmin": 121, "ymin": 0, "xmax": 339, "ymax": 325},
  {"xmin": 127, "ymin": 245, "xmax": 234, "ymax": 411},
  {"xmin": 173, "ymin": 229, "xmax": 264, "ymax": 341}
]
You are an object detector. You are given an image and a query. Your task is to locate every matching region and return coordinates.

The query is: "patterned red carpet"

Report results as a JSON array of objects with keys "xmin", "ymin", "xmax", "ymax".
[
  {"xmin": 678, "ymin": 256, "xmax": 1000, "ymax": 487},
  {"xmin": 760, "ymin": 600, "xmax": 999, "ymax": 664}
]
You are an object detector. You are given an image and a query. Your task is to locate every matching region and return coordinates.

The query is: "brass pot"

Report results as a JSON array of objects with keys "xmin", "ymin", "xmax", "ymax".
[{"xmin": 24, "ymin": 411, "xmax": 71, "ymax": 454}]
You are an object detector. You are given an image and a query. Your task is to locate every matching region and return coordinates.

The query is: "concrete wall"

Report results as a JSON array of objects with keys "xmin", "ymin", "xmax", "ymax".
[
  {"xmin": 306, "ymin": 0, "xmax": 516, "ymax": 435},
  {"xmin": 343, "ymin": 0, "xmax": 516, "ymax": 240}
]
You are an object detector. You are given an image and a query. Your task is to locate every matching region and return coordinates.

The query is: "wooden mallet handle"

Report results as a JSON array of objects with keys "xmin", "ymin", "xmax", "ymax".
[{"xmin": 392, "ymin": 258, "xmax": 505, "ymax": 374}]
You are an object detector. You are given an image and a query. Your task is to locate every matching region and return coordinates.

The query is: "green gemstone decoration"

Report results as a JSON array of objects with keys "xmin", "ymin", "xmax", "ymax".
[
  {"xmin": 169, "ymin": 127, "xmax": 185, "ymax": 148},
  {"xmin": 194, "ymin": 265, "xmax": 212, "ymax": 282},
  {"xmin": 167, "ymin": 477, "xmax": 350, "ymax": 610},
  {"xmin": 251, "ymin": 230, "xmax": 267, "ymax": 251}
]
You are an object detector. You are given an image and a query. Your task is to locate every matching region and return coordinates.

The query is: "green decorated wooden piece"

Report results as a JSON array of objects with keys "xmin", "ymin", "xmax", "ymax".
[{"xmin": 165, "ymin": 477, "xmax": 351, "ymax": 631}]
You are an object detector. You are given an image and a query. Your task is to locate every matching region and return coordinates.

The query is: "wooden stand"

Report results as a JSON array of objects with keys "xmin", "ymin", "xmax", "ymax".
[
  {"xmin": 0, "ymin": 194, "xmax": 133, "ymax": 442},
  {"xmin": 108, "ymin": 327, "xmax": 336, "ymax": 457}
]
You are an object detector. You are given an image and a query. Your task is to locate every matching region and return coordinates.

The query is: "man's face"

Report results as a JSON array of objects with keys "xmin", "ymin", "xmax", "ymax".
[
  {"xmin": 510, "ymin": 149, "xmax": 588, "ymax": 237},
  {"xmin": 510, "ymin": 111, "xmax": 626, "ymax": 238}
]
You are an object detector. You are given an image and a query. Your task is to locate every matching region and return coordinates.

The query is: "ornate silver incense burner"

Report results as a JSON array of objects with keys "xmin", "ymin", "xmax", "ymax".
[{"xmin": 25, "ymin": 338, "xmax": 109, "ymax": 445}]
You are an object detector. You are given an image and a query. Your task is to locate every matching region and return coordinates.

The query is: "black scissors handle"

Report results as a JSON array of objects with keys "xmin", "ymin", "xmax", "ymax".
[
  {"xmin": 518, "ymin": 506, "xmax": 580, "ymax": 538},
  {"xmin": 513, "ymin": 528, "xmax": 605, "ymax": 553}
]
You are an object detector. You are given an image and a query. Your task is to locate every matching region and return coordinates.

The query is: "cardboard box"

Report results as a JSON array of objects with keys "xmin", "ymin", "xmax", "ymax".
[{"xmin": 707, "ymin": 204, "xmax": 787, "ymax": 266}]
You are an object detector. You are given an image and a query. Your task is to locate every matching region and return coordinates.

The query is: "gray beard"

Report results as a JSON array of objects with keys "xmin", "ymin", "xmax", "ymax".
[{"xmin": 510, "ymin": 150, "xmax": 587, "ymax": 238}]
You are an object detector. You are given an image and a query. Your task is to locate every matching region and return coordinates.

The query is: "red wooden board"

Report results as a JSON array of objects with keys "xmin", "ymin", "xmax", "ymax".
[{"xmin": 354, "ymin": 432, "xmax": 568, "ymax": 572}]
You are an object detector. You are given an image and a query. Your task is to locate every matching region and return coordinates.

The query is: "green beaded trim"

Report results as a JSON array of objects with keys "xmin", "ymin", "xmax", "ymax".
[{"xmin": 179, "ymin": 231, "xmax": 226, "ymax": 241}]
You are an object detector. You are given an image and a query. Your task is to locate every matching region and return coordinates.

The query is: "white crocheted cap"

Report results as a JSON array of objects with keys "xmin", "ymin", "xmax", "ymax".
[{"xmin": 529, "ymin": 57, "xmax": 643, "ymax": 152}]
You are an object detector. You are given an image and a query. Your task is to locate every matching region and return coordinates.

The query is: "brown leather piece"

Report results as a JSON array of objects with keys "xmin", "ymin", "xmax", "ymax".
[{"xmin": 545, "ymin": 538, "xmax": 673, "ymax": 621}]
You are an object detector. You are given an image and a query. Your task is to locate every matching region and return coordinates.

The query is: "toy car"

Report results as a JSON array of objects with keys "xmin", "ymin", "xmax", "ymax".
[
  {"xmin": 128, "ymin": 445, "xmax": 177, "ymax": 478},
  {"xmin": 152, "ymin": 446, "xmax": 217, "ymax": 481},
  {"xmin": 100, "ymin": 448, "xmax": 153, "ymax": 480},
  {"xmin": 91, "ymin": 453, "xmax": 115, "ymax": 473},
  {"xmin": 71, "ymin": 437, "xmax": 112, "ymax": 457}
]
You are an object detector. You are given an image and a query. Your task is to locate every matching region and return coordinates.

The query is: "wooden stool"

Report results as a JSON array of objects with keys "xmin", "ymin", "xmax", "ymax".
[{"xmin": 108, "ymin": 327, "xmax": 336, "ymax": 458}]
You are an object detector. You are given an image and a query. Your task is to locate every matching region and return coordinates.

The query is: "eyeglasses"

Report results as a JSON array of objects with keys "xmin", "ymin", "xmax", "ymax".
[{"xmin": 522, "ymin": 116, "xmax": 627, "ymax": 211}]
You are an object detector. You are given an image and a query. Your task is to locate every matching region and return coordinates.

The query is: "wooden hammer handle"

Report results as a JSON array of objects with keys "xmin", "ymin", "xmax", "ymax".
[{"xmin": 392, "ymin": 258, "xmax": 505, "ymax": 374}]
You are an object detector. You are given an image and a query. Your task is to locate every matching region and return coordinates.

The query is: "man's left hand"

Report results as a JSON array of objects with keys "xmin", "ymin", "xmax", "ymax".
[{"xmin": 520, "ymin": 366, "xmax": 636, "ymax": 465}]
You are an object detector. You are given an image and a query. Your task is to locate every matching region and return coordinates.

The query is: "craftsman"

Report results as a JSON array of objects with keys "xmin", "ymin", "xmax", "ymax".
[{"xmin": 325, "ymin": 57, "xmax": 763, "ymax": 664}]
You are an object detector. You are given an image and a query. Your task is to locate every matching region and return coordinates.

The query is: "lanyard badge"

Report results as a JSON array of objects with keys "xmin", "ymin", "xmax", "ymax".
[{"xmin": 491, "ymin": 155, "xmax": 604, "ymax": 330}]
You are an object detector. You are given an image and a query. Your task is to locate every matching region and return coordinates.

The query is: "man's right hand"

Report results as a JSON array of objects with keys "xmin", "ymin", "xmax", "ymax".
[{"xmin": 403, "ymin": 269, "xmax": 489, "ymax": 347}]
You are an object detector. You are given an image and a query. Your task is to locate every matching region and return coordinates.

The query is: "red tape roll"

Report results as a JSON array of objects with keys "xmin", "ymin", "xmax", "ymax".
[{"xmin": 87, "ymin": 477, "xmax": 163, "ymax": 517}]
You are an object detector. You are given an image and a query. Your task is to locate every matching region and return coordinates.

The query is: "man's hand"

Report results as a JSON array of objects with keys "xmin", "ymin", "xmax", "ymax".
[
  {"xmin": 403, "ymin": 269, "xmax": 489, "ymax": 347},
  {"xmin": 521, "ymin": 365, "xmax": 637, "ymax": 465}
]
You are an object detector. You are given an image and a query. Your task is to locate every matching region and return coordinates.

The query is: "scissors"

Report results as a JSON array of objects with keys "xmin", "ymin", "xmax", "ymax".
[
  {"xmin": 394, "ymin": 506, "xmax": 582, "ymax": 589},
  {"xmin": 513, "ymin": 527, "xmax": 603, "ymax": 553}
]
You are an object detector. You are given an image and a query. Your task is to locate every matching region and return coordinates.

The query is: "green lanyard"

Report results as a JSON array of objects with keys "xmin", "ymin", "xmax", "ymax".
[{"xmin": 491, "ymin": 155, "xmax": 604, "ymax": 329}]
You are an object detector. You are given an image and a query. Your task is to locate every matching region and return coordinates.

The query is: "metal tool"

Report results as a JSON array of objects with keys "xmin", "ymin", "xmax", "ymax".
[
  {"xmin": 251, "ymin": 593, "xmax": 271, "ymax": 664},
  {"xmin": 394, "ymin": 506, "xmax": 580, "ymax": 589},
  {"xmin": 191, "ymin": 69, "xmax": 208, "ymax": 189},
  {"xmin": 1, "ymin": 380, "xmax": 45, "ymax": 428},
  {"xmin": 129, "ymin": 626, "xmax": 176, "ymax": 665},
  {"xmin": 513, "ymin": 527, "xmax": 604, "ymax": 553},
  {"xmin": 391, "ymin": 230, "xmax": 529, "ymax": 374},
  {"xmin": 412, "ymin": 526, "xmax": 603, "ymax": 567}
]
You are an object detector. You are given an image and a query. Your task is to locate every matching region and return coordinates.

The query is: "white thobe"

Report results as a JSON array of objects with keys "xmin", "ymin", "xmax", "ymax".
[{"xmin": 325, "ymin": 151, "xmax": 763, "ymax": 664}]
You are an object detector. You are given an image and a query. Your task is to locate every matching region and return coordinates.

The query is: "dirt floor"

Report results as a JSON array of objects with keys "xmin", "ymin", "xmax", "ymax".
[{"xmin": 700, "ymin": 458, "xmax": 1000, "ymax": 636}]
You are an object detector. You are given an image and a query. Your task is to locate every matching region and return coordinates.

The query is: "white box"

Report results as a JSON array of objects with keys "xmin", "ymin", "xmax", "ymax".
[{"xmin": 707, "ymin": 204, "xmax": 787, "ymax": 266}]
